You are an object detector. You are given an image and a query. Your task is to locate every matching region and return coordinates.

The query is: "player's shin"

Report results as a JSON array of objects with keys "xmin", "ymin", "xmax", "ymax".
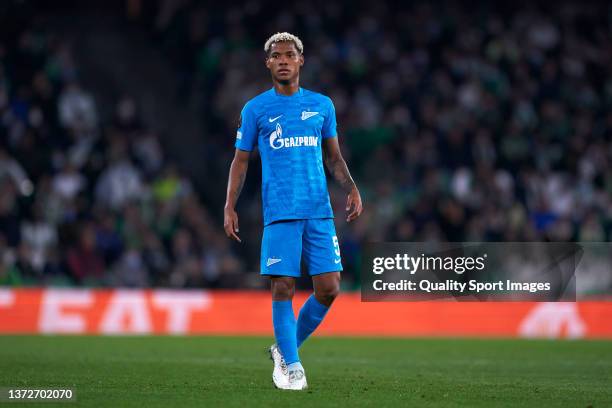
[
  {"xmin": 272, "ymin": 300, "xmax": 300, "ymax": 364},
  {"xmin": 296, "ymin": 294, "xmax": 330, "ymax": 348}
]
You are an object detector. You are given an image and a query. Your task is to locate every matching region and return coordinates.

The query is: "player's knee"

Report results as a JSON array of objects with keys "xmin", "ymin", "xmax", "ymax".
[
  {"xmin": 315, "ymin": 281, "xmax": 340, "ymax": 306},
  {"xmin": 271, "ymin": 278, "xmax": 295, "ymax": 300}
]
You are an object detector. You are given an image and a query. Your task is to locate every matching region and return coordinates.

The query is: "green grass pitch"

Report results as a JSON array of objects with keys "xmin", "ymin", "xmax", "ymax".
[{"xmin": 0, "ymin": 336, "xmax": 610, "ymax": 407}]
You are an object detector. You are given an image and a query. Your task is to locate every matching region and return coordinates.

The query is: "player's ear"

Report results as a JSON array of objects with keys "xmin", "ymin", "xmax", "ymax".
[
  {"xmin": 299, "ymin": 54, "xmax": 304, "ymax": 66},
  {"xmin": 265, "ymin": 56, "xmax": 271, "ymax": 69}
]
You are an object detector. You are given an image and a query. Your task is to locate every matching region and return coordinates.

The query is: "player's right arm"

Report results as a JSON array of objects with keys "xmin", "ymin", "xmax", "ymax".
[
  {"xmin": 224, "ymin": 101, "xmax": 258, "ymax": 242},
  {"xmin": 224, "ymin": 149, "xmax": 250, "ymax": 242}
]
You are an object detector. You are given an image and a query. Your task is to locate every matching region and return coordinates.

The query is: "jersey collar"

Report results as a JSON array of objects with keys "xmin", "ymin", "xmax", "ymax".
[{"xmin": 272, "ymin": 87, "xmax": 303, "ymax": 97}]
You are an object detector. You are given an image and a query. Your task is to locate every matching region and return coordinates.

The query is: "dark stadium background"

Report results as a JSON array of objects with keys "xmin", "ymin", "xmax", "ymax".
[{"xmin": 1, "ymin": 0, "xmax": 611, "ymax": 293}]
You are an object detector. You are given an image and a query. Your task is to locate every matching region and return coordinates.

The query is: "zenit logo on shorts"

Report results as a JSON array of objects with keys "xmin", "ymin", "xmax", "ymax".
[{"xmin": 235, "ymin": 87, "xmax": 337, "ymax": 226}]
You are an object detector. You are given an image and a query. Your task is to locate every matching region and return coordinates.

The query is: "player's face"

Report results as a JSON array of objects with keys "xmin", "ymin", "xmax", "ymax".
[{"xmin": 265, "ymin": 41, "xmax": 304, "ymax": 84}]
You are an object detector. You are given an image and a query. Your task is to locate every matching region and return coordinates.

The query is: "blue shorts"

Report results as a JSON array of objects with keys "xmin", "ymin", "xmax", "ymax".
[{"xmin": 260, "ymin": 218, "xmax": 342, "ymax": 277}]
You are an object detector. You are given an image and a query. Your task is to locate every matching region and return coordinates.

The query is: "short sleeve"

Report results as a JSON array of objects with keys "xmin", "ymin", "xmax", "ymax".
[
  {"xmin": 322, "ymin": 97, "xmax": 337, "ymax": 139},
  {"xmin": 235, "ymin": 101, "xmax": 258, "ymax": 151}
]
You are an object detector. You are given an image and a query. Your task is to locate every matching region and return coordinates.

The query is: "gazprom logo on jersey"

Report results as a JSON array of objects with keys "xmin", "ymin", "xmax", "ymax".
[{"xmin": 269, "ymin": 123, "xmax": 317, "ymax": 150}]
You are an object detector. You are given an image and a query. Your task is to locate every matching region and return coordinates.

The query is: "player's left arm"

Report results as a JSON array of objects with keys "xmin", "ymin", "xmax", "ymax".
[{"xmin": 323, "ymin": 137, "xmax": 363, "ymax": 222}]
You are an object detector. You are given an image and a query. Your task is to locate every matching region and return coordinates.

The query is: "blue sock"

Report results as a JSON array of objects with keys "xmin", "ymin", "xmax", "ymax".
[
  {"xmin": 272, "ymin": 300, "xmax": 300, "ymax": 365},
  {"xmin": 296, "ymin": 294, "xmax": 330, "ymax": 348}
]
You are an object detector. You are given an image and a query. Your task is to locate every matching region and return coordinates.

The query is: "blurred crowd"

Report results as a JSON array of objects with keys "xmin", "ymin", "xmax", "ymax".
[
  {"xmin": 1, "ymin": 1, "xmax": 612, "ymax": 289},
  {"xmin": 0, "ymin": 8, "xmax": 249, "ymax": 288},
  {"xmin": 149, "ymin": 1, "xmax": 612, "ymax": 286}
]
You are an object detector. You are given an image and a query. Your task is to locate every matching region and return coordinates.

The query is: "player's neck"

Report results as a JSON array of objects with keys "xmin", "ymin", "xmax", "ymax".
[{"xmin": 273, "ymin": 79, "xmax": 300, "ymax": 96}]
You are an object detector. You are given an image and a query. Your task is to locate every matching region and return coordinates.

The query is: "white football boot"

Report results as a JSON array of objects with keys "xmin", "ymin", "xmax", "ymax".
[
  {"xmin": 269, "ymin": 344, "xmax": 289, "ymax": 388},
  {"xmin": 285, "ymin": 365, "xmax": 308, "ymax": 390}
]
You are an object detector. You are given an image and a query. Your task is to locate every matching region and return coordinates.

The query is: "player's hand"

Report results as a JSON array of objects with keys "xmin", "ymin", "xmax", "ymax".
[
  {"xmin": 224, "ymin": 207, "xmax": 241, "ymax": 242},
  {"xmin": 346, "ymin": 186, "xmax": 363, "ymax": 222}
]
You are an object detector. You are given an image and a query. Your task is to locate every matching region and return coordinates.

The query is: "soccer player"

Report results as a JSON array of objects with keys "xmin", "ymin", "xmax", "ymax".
[{"xmin": 224, "ymin": 32, "xmax": 363, "ymax": 390}]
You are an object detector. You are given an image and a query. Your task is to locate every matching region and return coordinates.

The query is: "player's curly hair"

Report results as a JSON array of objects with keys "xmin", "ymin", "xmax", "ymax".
[{"xmin": 264, "ymin": 32, "xmax": 304, "ymax": 55}]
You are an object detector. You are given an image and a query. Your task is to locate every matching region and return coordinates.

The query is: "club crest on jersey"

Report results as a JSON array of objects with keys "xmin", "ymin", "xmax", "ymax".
[
  {"xmin": 269, "ymin": 122, "xmax": 317, "ymax": 150},
  {"xmin": 301, "ymin": 111, "xmax": 319, "ymax": 120}
]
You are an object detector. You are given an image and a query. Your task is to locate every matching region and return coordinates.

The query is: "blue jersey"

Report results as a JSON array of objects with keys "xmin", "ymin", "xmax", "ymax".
[{"xmin": 235, "ymin": 87, "xmax": 336, "ymax": 226}]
